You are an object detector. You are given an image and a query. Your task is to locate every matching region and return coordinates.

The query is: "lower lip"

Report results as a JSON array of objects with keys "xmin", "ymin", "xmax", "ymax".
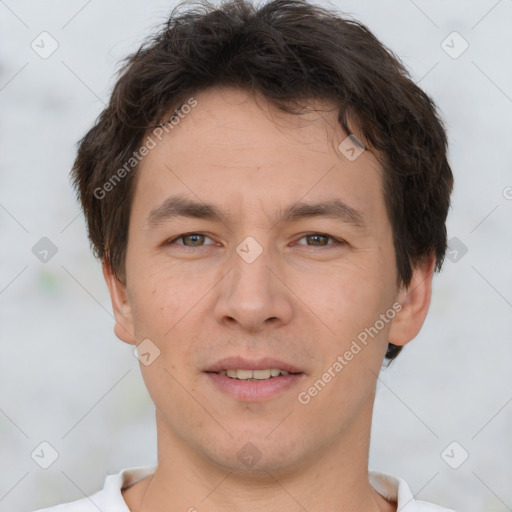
[{"xmin": 205, "ymin": 372, "xmax": 305, "ymax": 402}]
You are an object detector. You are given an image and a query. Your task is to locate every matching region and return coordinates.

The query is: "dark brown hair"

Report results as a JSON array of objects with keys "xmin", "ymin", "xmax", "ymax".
[{"xmin": 71, "ymin": 0, "xmax": 453, "ymax": 361}]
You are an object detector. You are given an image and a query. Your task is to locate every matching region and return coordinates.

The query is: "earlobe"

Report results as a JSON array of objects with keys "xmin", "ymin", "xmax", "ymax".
[
  {"xmin": 388, "ymin": 255, "xmax": 436, "ymax": 347},
  {"xmin": 101, "ymin": 260, "xmax": 136, "ymax": 345}
]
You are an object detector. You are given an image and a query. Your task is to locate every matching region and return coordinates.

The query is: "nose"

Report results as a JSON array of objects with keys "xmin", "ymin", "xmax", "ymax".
[{"xmin": 213, "ymin": 241, "xmax": 294, "ymax": 333}]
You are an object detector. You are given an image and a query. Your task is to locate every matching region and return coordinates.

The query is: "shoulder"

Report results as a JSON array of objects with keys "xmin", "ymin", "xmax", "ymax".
[
  {"xmin": 369, "ymin": 471, "xmax": 455, "ymax": 512},
  {"xmin": 31, "ymin": 496, "xmax": 100, "ymax": 512},
  {"xmin": 407, "ymin": 501, "xmax": 456, "ymax": 512},
  {"xmin": 31, "ymin": 464, "xmax": 157, "ymax": 512}
]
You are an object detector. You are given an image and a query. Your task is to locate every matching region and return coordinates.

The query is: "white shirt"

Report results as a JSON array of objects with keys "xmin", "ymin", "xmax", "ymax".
[{"xmin": 33, "ymin": 465, "xmax": 454, "ymax": 511}]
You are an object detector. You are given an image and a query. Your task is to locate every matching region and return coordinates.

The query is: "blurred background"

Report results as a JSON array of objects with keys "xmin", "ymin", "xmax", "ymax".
[{"xmin": 0, "ymin": 1, "xmax": 511, "ymax": 511}]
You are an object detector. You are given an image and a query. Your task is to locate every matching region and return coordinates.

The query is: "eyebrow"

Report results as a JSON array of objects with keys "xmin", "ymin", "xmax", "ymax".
[{"xmin": 145, "ymin": 194, "xmax": 366, "ymax": 230}]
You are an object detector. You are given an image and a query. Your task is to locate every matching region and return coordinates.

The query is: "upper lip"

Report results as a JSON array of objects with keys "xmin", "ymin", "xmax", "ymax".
[{"xmin": 204, "ymin": 356, "xmax": 304, "ymax": 374}]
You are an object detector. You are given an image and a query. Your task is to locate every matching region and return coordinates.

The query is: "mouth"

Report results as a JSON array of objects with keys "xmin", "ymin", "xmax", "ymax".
[
  {"xmin": 207, "ymin": 368, "xmax": 301, "ymax": 380},
  {"xmin": 204, "ymin": 356, "xmax": 304, "ymax": 376},
  {"xmin": 203, "ymin": 357, "xmax": 306, "ymax": 401}
]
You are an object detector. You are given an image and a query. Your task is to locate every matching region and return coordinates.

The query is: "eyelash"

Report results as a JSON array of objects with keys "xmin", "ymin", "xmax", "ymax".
[{"xmin": 166, "ymin": 232, "xmax": 346, "ymax": 248}]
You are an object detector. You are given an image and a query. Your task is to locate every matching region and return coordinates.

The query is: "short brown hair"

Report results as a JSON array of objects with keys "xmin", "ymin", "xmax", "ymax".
[{"xmin": 71, "ymin": 0, "xmax": 453, "ymax": 361}]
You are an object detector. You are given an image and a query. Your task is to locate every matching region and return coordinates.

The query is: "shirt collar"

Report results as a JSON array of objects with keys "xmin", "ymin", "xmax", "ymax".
[{"xmin": 105, "ymin": 465, "xmax": 449, "ymax": 511}]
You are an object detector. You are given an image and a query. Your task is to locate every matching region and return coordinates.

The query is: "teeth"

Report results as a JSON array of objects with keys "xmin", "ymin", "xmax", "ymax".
[
  {"xmin": 237, "ymin": 369, "xmax": 253, "ymax": 380},
  {"xmin": 217, "ymin": 369, "xmax": 292, "ymax": 380}
]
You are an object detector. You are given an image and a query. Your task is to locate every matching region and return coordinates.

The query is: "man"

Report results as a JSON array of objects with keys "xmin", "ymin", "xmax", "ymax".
[{"xmin": 35, "ymin": 0, "xmax": 454, "ymax": 510}]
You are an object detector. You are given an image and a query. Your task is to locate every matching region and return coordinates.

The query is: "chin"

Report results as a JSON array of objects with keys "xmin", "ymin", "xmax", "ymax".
[{"xmin": 200, "ymin": 429, "xmax": 307, "ymax": 475}]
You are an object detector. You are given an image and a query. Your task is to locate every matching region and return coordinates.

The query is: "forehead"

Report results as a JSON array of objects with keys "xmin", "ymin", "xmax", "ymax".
[
  {"xmin": 133, "ymin": 86, "xmax": 386, "ymax": 226},
  {"xmin": 161, "ymin": 87, "xmax": 346, "ymax": 161}
]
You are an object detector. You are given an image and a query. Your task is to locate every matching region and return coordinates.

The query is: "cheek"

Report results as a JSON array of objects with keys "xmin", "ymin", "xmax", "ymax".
[
  {"xmin": 300, "ymin": 265, "xmax": 397, "ymax": 382},
  {"xmin": 128, "ymin": 270, "xmax": 184, "ymax": 340},
  {"xmin": 305, "ymin": 261, "xmax": 392, "ymax": 329},
  {"xmin": 128, "ymin": 267, "xmax": 213, "ymax": 367}
]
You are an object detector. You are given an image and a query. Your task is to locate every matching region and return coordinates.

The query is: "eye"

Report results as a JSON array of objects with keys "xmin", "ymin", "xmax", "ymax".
[
  {"xmin": 167, "ymin": 233, "xmax": 216, "ymax": 247},
  {"xmin": 165, "ymin": 232, "xmax": 345, "ymax": 249},
  {"xmin": 295, "ymin": 233, "xmax": 345, "ymax": 247}
]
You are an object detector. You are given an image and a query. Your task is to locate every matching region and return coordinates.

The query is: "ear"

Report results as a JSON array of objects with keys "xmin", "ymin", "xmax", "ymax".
[
  {"xmin": 388, "ymin": 254, "xmax": 436, "ymax": 347},
  {"xmin": 102, "ymin": 260, "xmax": 136, "ymax": 345}
]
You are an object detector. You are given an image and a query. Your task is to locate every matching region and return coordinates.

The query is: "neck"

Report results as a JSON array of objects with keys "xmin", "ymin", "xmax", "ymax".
[{"xmin": 127, "ymin": 402, "xmax": 395, "ymax": 512}]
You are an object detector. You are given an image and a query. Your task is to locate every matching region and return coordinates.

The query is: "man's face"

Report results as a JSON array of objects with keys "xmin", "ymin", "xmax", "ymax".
[{"xmin": 111, "ymin": 86, "xmax": 405, "ymax": 473}]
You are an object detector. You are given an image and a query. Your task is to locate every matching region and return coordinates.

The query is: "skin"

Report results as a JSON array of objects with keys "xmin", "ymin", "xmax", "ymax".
[{"xmin": 103, "ymin": 85, "xmax": 435, "ymax": 512}]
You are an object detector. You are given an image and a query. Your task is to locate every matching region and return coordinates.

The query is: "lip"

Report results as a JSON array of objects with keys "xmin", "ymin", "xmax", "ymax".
[
  {"xmin": 205, "ymin": 372, "xmax": 306, "ymax": 402},
  {"xmin": 204, "ymin": 356, "xmax": 304, "ymax": 374}
]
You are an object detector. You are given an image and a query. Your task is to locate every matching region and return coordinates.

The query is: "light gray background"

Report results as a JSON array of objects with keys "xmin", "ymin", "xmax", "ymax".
[{"xmin": 0, "ymin": 1, "xmax": 511, "ymax": 511}]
